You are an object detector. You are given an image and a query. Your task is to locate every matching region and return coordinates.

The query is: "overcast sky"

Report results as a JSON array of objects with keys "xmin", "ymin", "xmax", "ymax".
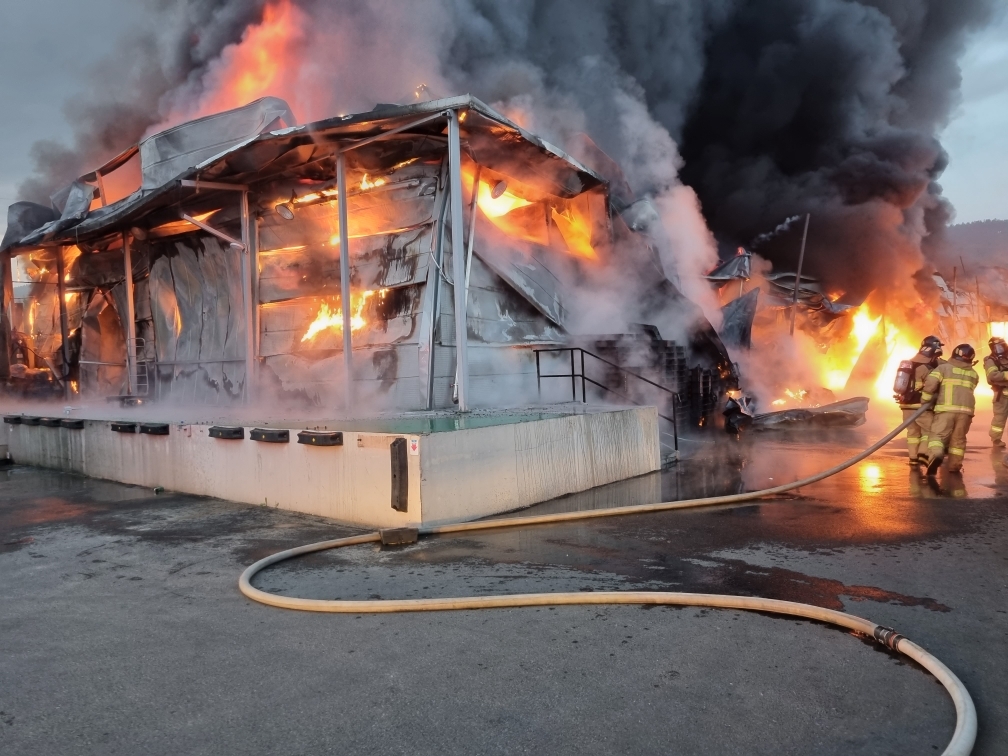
[
  {"xmin": 0, "ymin": 1, "xmax": 1005, "ymax": 239},
  {"xmin": 939, "ymin": 4, "xmax": 1008, "ymax": 225}
]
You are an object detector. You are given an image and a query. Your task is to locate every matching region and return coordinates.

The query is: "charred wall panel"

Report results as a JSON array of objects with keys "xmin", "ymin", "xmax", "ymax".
[
  {"xmin": 79, "ymin": 287, "xmax": 127, "ymax": 396},
  {"xmin": 261, "ymin": 343, "xmax": 421, "ymax": 408},
  {"xmin": 260, "ymin": 285, "xmax": 423, "ymax": 358},
  {"xmin": 437, "ymin": 255, "xmax": 562, "ymax": 346},
  {"xmin": 147, "ymin": 235, "xmax": 245, "ymax": 403},
  {"xmin": 258, "ymin": 226, "xmax": 432, "ymax": 304}
]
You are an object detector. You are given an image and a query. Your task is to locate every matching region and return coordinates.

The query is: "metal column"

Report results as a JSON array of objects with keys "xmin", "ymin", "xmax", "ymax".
[
  {"xmin": 336, "ymin": 152, "xmax": 354, "ymax": 410},
  {"xmin": 253, "ymin": 216, "xmax": 262, "ymax": 371},
  {"xmin": 122, "ymin": 232, "xmax": 138, "ymax": 395},
  {"xmin": 240, "ymin": 191, "xmax": 256, "ymax": 402},
  {"xmin": 789, "ymin": 213, "xmax": 810, "ymax": 336},
  {"xmin": 0, "ymin": 252, "xmax": 12, "ymax": 379},
  {"xmin": 447, "ymin": 110, "xmax": 469, "ymax": 411},
  {"xmin": 55, "ymin": 246, "xmax": 71, "ymax": 397}
]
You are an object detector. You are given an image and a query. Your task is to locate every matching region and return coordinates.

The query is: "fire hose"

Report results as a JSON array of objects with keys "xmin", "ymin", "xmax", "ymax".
[{"xmin": 239, "ymin": 405, "xmax": 976, "ymax": 756}]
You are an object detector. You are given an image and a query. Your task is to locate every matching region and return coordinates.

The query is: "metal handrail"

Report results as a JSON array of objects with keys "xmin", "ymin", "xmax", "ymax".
[{"xmin": 534, "ymin": 346, "xmax": 679, "ymax": 453}]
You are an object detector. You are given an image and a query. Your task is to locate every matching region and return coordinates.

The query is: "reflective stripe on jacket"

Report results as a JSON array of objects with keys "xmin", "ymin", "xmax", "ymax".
[
  {"xmin": 983, "ymin": 355, "xmax": 1008, "ymax": 387},
  {"xmin": 920, "ymin": 359, "xmax": 979, "ymax": 415}
]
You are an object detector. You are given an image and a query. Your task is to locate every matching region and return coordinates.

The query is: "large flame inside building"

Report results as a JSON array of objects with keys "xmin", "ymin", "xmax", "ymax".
[{"xmin": 301, "ymin": 290, "xmax": 386, "ymax": 342}]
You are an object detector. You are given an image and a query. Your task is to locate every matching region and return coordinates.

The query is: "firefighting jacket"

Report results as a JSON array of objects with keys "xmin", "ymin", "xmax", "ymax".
[
  {"xmin": 921, "ymin": 358, "xmax": 979, "ymax": 415},
  {"xmin": 983, "ymin": 355, "xmax": 1008, "ymax": 388},
  {"xmin": 898, "ymin": 353, "xmax": 941, "ymax": 410}
]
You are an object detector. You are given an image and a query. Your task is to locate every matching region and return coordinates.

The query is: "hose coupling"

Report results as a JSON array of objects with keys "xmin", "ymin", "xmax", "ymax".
[
  {"xmin": 379, "ymin": 527, "xmax": 419, "ymax": 546},
  {"xmin": 873, "ymin": 625, "xmax": 905, "ymax": 651}
]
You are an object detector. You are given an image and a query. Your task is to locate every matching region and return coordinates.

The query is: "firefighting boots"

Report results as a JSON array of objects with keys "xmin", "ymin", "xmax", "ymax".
[{"xmin": 926, "ymin": 456, "xmax": 943, "ymax": 477}]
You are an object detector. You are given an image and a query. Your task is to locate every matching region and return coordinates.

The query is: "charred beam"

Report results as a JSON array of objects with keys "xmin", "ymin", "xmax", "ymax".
[
  {"xmin": 336, "ymin": 152, "xmax": 354, "ymax": 409},
  {"xmin": 179, "ymin": 213, "xmax": 245, "ymax": 251},
  {"xmin": 56, "ymin": 246, "xmax": 71, "ymax": 396}
]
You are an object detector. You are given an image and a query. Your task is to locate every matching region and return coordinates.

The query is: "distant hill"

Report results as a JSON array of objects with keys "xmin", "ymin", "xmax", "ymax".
[{"xmin": 944, "ymin": 220, "xmax": 1008, "ymax": 266}]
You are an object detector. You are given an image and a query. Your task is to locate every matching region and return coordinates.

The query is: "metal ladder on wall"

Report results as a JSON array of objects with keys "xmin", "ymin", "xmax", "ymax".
[
  {"xmin": 128, "ymin": 338, "xmax": 149, "ymax": 398},
  {"xmin": 534, "ymin": 346, "xmax": 681, "ymax": 463}
]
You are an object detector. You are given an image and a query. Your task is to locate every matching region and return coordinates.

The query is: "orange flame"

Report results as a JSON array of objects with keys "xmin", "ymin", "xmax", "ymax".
[
  {"xmin": 301, "ymin": 290, "xmax": 385, "ymax": 342},
  {"xmin": 475, "ymin": 179, "xmax": 531, "ymax": 218},
  {"xmin": 818, "ymin": 303, "xmax": 881, "ymax": 392},
  {"xmin": 209, "ymin": 1, "xmax": 298, "ymax": 112},
  {"xmin": 159, "ymin": 0, "xmax": 303, "ymax": 128},
  {"xmin": 461, "ymin": 166, "xmax": 597, "ymax": 260},
  {"xmin": 551, "ymin": 206, "xmax": 597, "ymax": 260},
  {"xmin": 360, "ymin": 174, "xmax": 387, "ymax": 191}
]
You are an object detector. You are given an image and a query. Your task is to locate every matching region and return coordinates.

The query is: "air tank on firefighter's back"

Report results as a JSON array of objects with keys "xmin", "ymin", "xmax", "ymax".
[{"xmin": 893, "ymin": 359, "xmax": 916, "ymax": 402}]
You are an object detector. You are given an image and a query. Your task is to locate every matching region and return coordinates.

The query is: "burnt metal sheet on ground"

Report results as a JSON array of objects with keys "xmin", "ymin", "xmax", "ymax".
[
  {"xmin": 751, "ymin": 397, "xmax": 870, "ymax": 431},
  {"xmin": 257, "ymin": 226, "xmax": 431, "ymax": 304}
]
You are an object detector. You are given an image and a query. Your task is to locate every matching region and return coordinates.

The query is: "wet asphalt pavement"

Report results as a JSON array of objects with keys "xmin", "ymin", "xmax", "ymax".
[{"xmin": 1, "ymin": 414, "xmax": 1007, "ymax": 755}]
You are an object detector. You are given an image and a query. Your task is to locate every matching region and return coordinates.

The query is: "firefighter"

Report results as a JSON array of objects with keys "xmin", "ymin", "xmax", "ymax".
[
  {"xmin": 895, "ymin": 336, "xmax": 944, "ymax": 466},
  {"xmin": 921, "ymin": 343, "xmax": 979, "ymax": 476},
  {"xmin": 983, "ymin": 336, "xmax": 1008, "ymax": 447}
]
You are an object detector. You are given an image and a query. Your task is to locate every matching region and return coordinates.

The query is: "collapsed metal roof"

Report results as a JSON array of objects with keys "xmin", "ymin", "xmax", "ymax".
[{"xmin": 1, "ymin": 94, "xmax": 606, "ymax": 254}]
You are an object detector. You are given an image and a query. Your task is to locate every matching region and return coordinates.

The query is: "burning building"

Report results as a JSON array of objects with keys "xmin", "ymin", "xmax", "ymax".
[{"xmin": 0, "ymin": 95, "xmax": 734, "ymax": 427}]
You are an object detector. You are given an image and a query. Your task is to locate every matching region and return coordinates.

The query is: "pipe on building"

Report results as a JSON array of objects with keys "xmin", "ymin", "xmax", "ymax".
[
  {"xmin": 240, "ymin": 191, "xmax": 256, "ymax": 402},
  {"xmin": 447, "ymin": 110, "xmax": 470, "ymax": 411},
  {"xmin": 0, "ymin": 252, "xmax": 12, "ymax": 380},
  {"xmin": 122, "ymin": 232, "xmax": 138, "ymax": 395},
  {"xmin": 424, "ymin": 165, "xmax": 451, "ymax": 410}
]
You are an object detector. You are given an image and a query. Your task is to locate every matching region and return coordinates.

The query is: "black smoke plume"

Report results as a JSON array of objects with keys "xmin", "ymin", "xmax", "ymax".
[
  {"xmin": 677, "ymin": 0, "xmax": 996, "ymax": 307},
  {"xmin": 17, "ymin": 0, "xmax": 998, "ymax": 314}
]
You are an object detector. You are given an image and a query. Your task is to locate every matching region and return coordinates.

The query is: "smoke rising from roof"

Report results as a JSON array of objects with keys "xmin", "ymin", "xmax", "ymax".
[
  {"xmin": 16, "ymin": 0, "xmax": 998, "ymax": 318},
  {"xmin": 18, "ymin": 0, "xmax": 270, "ymax": 204},
  {"xmin": 678, "ymin": 0, "xmax": 996, "ymax": 307}
]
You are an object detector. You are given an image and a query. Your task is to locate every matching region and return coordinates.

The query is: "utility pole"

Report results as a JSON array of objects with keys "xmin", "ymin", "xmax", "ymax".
[
  {"xmin": 789, "ymin": 213, "xmax": 810, "ymax": 336},
  {"xmin": 952, "ymin": 266, "xmax": 958, "ymax": 341}
]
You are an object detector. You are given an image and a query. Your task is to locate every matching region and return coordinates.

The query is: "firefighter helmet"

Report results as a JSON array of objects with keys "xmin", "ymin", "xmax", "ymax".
[
  {"xmin": 989, "ymin": 336, "xmax": 1008, "ymax": 358},
  {"xmin": 952, "ymin": 344, "xmax": 976, "ymax": 364},
  {"xmin": 920, "ymin": 335, "xmax": 943, "ymax": 360},
  {"xmin": 923, "ymin": 336, "xmax": 943, "ymax": 362}
]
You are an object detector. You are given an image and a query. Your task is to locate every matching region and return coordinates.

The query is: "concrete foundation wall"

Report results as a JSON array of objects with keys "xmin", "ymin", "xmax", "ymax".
[
  {"xmin": 419, "ymin": 407, "xmax": 660, "ymax": 524},
  {"xmin": 5, "ymin": 421, "xmax": 422, "ymax": 529},
  {"xmin": 5, "ymin": 406, "xmax": 660, "ymax": 528}
]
